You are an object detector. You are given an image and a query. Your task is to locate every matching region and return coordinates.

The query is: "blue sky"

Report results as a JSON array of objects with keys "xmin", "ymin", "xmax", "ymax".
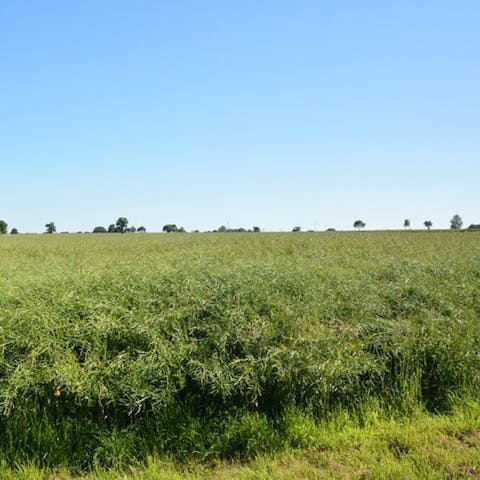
[{"xmin": 1, "ymin": 1, "xmax": 478, "ymax": 232}]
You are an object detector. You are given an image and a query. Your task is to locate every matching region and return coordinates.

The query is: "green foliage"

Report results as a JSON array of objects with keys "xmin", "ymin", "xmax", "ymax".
[
  {"xmin": 93, "ymin": 226, "xmax": 107, "ymax": 233},
  {"xmin": 450, "ymin": 214, "xmax": 463, "ymax": 230},
  {"xmin": 0, "ymin": 231, "xmax": 479, "ymax": 468},
  {"xmin": 10, "ymin": 228, "xmax": 18, "ymax": 235},
  {"xmin": 45, "ymin": 222, "xmax": 56, "ymax": 234},
  {"xmin": 353, "ymin": 220, "xmax": 366, "ymax": 229},
  {"xmin": 0, "ymin": 220, "xmax": 7, "ymax": 234},
  {"xmin": 163, "ymin": 224, "xmax": 178, "ymax": 233},
  {"xmin": 424, "ymin": 220, "xmax": 432, "ymax": 229},
  {"xmin": 2, "ymin": 403, "xmax": 480, "ymax": 478},
  {"xmin": 115, "ymin": 217, "xmax": 128, "ymax": 233},
  {"xmin": 215, "ymin": 226, "xmax": 248, "ymax": 233}
]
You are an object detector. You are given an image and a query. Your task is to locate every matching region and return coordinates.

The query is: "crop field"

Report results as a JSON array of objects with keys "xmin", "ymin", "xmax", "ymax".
[{"xmin": 0, "ymin": 231, "xmax": 480, "ymax": 477}]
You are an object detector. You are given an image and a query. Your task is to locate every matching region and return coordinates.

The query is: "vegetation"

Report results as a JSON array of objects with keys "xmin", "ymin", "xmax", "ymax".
[
  {"xmin": 115, "ymin": 217, "xmax": 129, "ymax": 233},
  {"xmin": 1, "ymin": 402, "xmax": 480, "ymax": 478},
  {"xmin": 1, "ymin": 214, "xmax": 478, "ymax": 234},
  {"xmin": 163, "ymin": 224, "xmax": 183, "ymax": 233},
  {"xmin": 213, "ymin": 226, "xmax": 260, "ymax": 233},
  {"xmin": 0, "ymin": 231, "xmax": 479, "ymax": 474},
  {"xmin": 450, "ymin": 214, "xmax": 463, "ymax": 230},
  {"xmin": 45, "ymin": 221, "xmax": 56, "ymax": 234},
  {"xmin": 353, "ymin": 220, "xmax": 365, "ymax": 230},
  {"xmin": 99, "ymin": 219, "xmax": 146, "ymax": 234}
]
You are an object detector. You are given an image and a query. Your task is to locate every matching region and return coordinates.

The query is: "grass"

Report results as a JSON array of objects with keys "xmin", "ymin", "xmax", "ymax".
[
  {"xmin": 2, "ymin": 402, "xmax": 480, "ymax": 479},
  {"xmin": 0, "ymin": 231, "xmax": 479, "ymax": 473}
]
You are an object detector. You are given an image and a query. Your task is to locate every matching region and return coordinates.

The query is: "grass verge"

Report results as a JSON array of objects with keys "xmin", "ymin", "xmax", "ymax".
[{"xmin": 2, "ymin": 402, "xmax": 480, "ymax": 479}]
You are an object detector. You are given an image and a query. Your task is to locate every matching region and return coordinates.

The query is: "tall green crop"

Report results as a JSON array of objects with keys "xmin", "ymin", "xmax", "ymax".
[{"xmin": 0, "ymin": 231, "xmax": 479, "ymax": 467}]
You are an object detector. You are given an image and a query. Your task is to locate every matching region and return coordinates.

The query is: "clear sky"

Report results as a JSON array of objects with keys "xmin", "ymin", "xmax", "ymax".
[{"xmin": 1, "ymin": 1, "xmax": 479, "ymax": 232}]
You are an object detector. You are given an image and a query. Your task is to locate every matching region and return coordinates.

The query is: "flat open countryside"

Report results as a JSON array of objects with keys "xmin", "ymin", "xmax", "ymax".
[
  {"xmin": 1, "ymin": 231, "xmax": 479, "ymax": 478},
  {"xmin": 2, "ymin": 0, "xmax": 480, "ymax": 477}
]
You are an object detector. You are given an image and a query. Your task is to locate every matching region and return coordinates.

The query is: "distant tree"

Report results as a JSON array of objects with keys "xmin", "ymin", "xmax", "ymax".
[
  {"xmin": 404, "ymin": 219, "xmax": 410, "ymax": 229},
  {"xmin": 253, "ymin": 226, "xmax": 261, "ymax": 232},
  {"xmin": 93, "ymin": 226, "xmax": 107, "ymax": 233},
  {"xmin": 0, "ymin": 220, "xmax": 7, "ymax": 234},
  {"xmin": 424, "ymin": 220, "xmax": 432, "ymax": 230},
  {"xmin": 292, "ymin": 226, "xmax": 301, "ymax": 232},
  {"xmin": 137, "ymin": 226, "xmax": 146, "ymax": 233},
  {"xmin": 468, "ymin": 224, "xmax": 480, "ymax": 230},
  {"xmin": 45, "ymin": 222, "xmax": 56, "ymax": 234},
  {"xmin": 178, "ymin": 226, "xmax": 186, "ymax": 233},
  {"xmin": 163, "ymin": 224, "xmax": 178, "ymax": 233},
  {"xmin": 108, "ymin": 224, "xmax": 116, "ymax": 233},
  {"xmin": 450, "ymin": 214, "xmax": 463, "ymax": 230},
  {"xmin": 10, "ymin": 228, "xmax": 18, "ymax": 234},
  {"xmin": 128, "ymin": 226, "xmax": 137, "ymax": 233},
  {"xmin": 353, "ymin": 220, "xmax": 366, "ymax": 230},
  {"xmin": 218, "ymin": 225, "xmax": 227, "ymax": 232},
  {"xmin": 115, "ymin": 217, "xmax": 129, "ymax": 233},
  {"xmin": 326, "ymin": 228, "xmax": 335, "ymax": 232}
]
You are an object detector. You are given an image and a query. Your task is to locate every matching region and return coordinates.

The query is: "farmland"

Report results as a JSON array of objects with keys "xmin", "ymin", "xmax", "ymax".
[{"xmin": 0, "ymin": 231, "xmax": 479, "ymax": 477}]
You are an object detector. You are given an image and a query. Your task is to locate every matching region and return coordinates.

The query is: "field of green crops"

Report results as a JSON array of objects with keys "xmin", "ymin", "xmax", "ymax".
[{"xmin": 0, "ymin": 231, "xmax": 479, "ymax": 476}]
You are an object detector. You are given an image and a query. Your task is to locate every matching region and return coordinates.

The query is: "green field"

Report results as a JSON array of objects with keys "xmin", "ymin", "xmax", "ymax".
[{"xmin": 1, "ymin": 231, "xmax": 479, "ymax": 478}]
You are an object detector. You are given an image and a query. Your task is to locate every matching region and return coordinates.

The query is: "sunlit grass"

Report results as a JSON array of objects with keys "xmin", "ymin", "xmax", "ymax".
[
  {"xmin": 2, "ymin": 401, "xmax": 480, "ymax": 479},
  {"xmin": 0, "ymin": 231, "xmax": 479, "ymax": 472}
]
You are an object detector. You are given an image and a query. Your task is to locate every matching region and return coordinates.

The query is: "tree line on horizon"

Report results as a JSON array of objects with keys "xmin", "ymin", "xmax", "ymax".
[{"xmin": 0, "ymin": 214, "xmax": 478, "ymax": 235}]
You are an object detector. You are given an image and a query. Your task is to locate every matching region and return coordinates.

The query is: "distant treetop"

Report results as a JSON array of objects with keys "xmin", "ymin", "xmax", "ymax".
[
  {"xmin": 0, "ymin": 220, "xmax": 7, "ymax": 234},
  {"xmin": 450, "ymin": 214, "xmax": 463, "ymax": 230},
  {"xmin": 45, "ymin": 222, "xmax": 56, "ymax": 234},
  {"xmin": 353, "ymin": 220, "xmax": 366, "ymax": 230},
  {"xmin": 115, "ymin": 217, "xmax": 129, "ymax": 233}
]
